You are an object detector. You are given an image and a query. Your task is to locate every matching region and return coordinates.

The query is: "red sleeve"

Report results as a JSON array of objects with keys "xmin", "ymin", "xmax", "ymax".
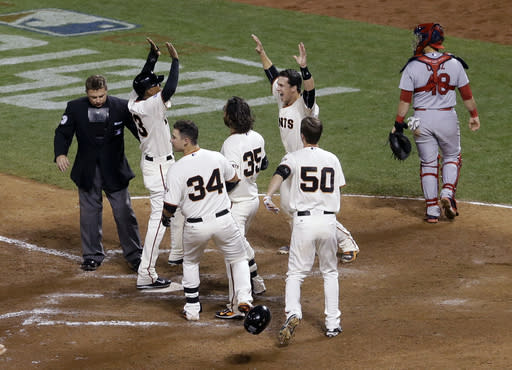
[
  {"xmin": 458, "ymin": 83, "xmax": 473, "ymax": 100},
  {"xmin": 400, "ymin": 89, "xmax": 413, "ymax": 103}
]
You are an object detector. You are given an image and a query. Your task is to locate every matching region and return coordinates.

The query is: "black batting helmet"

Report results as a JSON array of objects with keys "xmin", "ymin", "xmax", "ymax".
[
  {"xmin": 133, "ymin": 72, "xmax": 164, "ymax": 98},
  {"xmin": 413, "ymin": 23, "xmax": 444, "ymax": 55},
  {"xmin": 244, "ymin": 305, "xmax": 271, "ymax": 335}
]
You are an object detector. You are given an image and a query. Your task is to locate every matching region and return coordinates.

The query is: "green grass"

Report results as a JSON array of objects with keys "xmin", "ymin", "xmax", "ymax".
[{"xmin": 1, "ymin": 0, "xmax": 511, "ymax": 205}]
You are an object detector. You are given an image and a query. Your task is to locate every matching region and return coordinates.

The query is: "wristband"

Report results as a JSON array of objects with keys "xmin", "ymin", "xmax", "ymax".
[
  {"xmin": 300, "ymin": 66, "xmax": 312, "ymax": 80},
  {"xmin": 395, "ymin": 115, "xmax": 405, "ymax": 123},
  {"xmin": 469, "ymin": 109, "xmax": 478, "ymax": 118}
]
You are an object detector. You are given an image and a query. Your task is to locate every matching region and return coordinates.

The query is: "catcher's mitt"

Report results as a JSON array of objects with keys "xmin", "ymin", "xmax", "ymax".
[{"xmin": 389, "ymin": 131, "xmax": 411, "ymax": 160}]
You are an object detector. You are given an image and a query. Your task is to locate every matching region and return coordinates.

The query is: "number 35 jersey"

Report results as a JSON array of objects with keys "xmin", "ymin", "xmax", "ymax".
[
  {"xmin": 164, "ymin": 149, "xmax": 235, "ymax": 220},
  {"xmin": 128, "ymin": 90, "xmax": 173, "ymax": 158},
  {"xmin": 399, "ymin": 52, "xmax": 469, "ymax": 110},
  {"xmin": 220, "ymin": 130, "xmax": 266, "ymax": 202},
  {"xmin": 280, "ymin": 146, "xmax": 345, "ymax": 214}
]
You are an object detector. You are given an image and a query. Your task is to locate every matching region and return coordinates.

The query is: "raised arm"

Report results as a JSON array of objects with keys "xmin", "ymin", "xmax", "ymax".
[
  {"xmin": 161, "ymin": 41, "xmax": 179, "ymax": 102},
  {"xmin": 141, "ymin": 37, "xmax": 161, "ymax": 74},
  {"xmin": 252, "ymin": 34, "xmax": 278, "ymax": 83}
]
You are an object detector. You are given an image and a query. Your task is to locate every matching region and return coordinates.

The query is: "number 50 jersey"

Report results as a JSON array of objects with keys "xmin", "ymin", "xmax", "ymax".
[{"xmin": 280, "ymin": 146, "xmax": 345, "ymax": 214}]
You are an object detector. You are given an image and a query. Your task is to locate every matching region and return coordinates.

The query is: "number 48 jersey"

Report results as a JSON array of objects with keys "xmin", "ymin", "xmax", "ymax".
[
  {"xmin": 280, "ymin": 146, "xmax": 345, "ymax": 214},
  {"xmin": 220, "ymin": 130, "xmax": 266, "ymax": 202},
  {"xmin": 399, "ymin": 52, "xmax": 469, "ymax": 109}
]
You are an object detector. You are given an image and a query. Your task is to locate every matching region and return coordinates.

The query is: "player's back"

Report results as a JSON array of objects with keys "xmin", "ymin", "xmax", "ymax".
[
  {"xmin": 285, "ymin": 147, "xmax": 345, "ymax": 214},
  {"xmin": 128, "ymin": 91, "xmax": 172, "ymax": 157},
  {"xmin": 221, "ymin": 130, "xmax": 265, "ymax": 202},
  {"xmin": 166, "ymin": 148, "xmax": 234, "ymax": 219},
  {"xmin": 400, "ymin": 52, "xmax": 469, "ymax": 110}
]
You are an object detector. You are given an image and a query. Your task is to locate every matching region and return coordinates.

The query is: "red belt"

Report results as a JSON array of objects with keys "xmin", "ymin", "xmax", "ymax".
[{"xmin": 414, "ymin": 107, "xmax": 453, "ymax": 111}]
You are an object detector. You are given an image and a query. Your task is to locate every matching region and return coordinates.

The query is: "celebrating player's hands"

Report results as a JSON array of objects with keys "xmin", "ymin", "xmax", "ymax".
[
  {"xmin": 293, "ymin": 42, "xmax": 307, "ymax": 68},
  {"xmin": 146, "ymin": 37, "xmax": 161, "ymax": 56},
  {"xmin": 166, "ymin": 42, "xmax": 178, "ymax": 59},
  {"xmin": 56, "ymin": 154, "xmax": 70, "ymax": 172},
  {"xmin": 251, "ymin": 34, "xmax": 264, "ymax": 54},
  {"xmin": 263, "ymin": 195, "xmax": 279, "ymax": 214}
]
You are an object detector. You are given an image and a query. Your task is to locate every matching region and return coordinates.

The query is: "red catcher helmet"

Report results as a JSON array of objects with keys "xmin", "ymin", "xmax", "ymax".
[{"xmin": 413, "ymin": 23, "xmax": 445, "ymax": 55}]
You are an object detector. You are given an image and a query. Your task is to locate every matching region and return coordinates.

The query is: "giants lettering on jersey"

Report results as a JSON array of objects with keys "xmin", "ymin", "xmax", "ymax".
[{"xmin": 279, "ymin": 117, "xmax": 293, "ymax": 129}]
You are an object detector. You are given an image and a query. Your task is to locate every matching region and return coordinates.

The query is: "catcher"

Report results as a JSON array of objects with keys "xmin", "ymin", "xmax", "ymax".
[{"xmin": 391, "ymin": 23, "xmax": 480, "ymax": 223}]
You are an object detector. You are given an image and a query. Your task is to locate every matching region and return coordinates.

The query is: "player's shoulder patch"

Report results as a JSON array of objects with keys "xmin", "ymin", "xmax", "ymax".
[{"xmin": 60, "ymin": 115, "xmax": 68, "ymax": 125}]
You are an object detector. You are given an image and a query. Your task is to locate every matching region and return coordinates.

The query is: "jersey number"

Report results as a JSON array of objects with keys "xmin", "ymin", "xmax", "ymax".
[
  {"xmin": 187, "ymin": 168, "xmax": 224, "ymax": 201},
  {"xmin": 243, "ymin": 148, "xmax": 263, "ymax": 177},
  {"xmin": 300, "ymin": 166, "xmax": 335, "ymax": 193},
  {"xmin": 132, "ymin": 114, "xmax": 169, "ymax": 138},
  {"xmin": 424, "ymin": 72, "xmax": 451, "ymax": 95}
]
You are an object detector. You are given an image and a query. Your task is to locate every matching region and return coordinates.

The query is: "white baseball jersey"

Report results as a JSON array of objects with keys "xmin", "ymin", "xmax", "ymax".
[
  {"xmin": 279, "ymin": 146, "xmax": 345, "ymax": 214},
  {"xmin": 272, "ymin": 79, "xmax": 319, "ymax": 153},
  {"xmin": 128, "ymin": 90, "xmax": 173, "ymax": 157},
  {"xmin": 220, "ymin": 130, "xmax": 266, "ymax": 202},
  {"xmin": 399, "ymin": 52, "xmax": 470, "ymax": 109},
  {"xmin": 164, "ymin": 148, "xmax": 235, "ymax": 219}
]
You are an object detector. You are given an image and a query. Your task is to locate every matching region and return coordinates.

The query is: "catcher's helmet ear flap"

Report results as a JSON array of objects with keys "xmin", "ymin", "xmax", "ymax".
[
  {"xmin": 413, "ymin": 23, "xmax": 444, "ymax": 55},
  {"xmin": 133, "ymin": 72, "xmax": 164, "ymax": 98},
  {"xmin": 244, "ymin": 305, "xmax": 271, "ymax": 335}
]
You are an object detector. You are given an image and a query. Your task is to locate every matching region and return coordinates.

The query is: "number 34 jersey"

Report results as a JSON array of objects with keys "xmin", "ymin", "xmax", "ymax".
[
  {"xmin": 220, "ymin": 130, "xmax": 266, "ymax": 203},
  {"xmin": 164, "ymin": 148, "xmax": 235, "ymax": 220},
  {"xmin": 128, "ymin": 90, "xmax": 173, "ymax": 158},
  {"xmin": 280, "ymin": 146, "xmax": 345, "ymax": 214}
]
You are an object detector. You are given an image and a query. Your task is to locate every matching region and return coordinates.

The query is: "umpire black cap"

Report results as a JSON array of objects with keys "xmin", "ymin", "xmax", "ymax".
[{"xmin": 133, "ymin": 72, "xmax": 164, "ymax": 98}]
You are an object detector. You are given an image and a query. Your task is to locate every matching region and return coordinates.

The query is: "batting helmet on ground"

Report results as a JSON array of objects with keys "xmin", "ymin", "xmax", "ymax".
[
  {"xmin": 413, "ymin": 23, "xmax": 444, "ymax": 55},
  {"xmin": 244, "ymin": 305, "xmax": 271, "ymax": 335},
  {"xmin": 133, "ymin": 72, "xmax": 164, "ymax": 98}
]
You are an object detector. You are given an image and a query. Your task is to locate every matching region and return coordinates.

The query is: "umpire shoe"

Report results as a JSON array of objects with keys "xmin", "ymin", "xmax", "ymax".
[
  {"xmin": 341, "ymin": 251, "xmax": 358, "ymax": 264},
  {"xmin": 215, "ymin": 308, "xmax": 244, "ymax": 320},
  {"xmin": 137, "ymin": 277, "xmax": 171, "ymax": 290},
  {"xmin": 441, "ymin": 197, "xmax": 459, "ymax": 219},
  {"xmin": 326, "ymin": 326, "xmax": 343, "ymax": 338},
  {"xmin": 81, "ymin": 259, "xmax": 101, "ymax": 271},
  {"xmin": 279, "ymin": 314, "xmax": 300, "ymax": 346}
]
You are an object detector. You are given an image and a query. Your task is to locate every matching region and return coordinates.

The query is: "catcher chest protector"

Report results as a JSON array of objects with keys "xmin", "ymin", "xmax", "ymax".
[{"xmin": 244, "ymin": 305, "xmax": 271, "ymax": 335}]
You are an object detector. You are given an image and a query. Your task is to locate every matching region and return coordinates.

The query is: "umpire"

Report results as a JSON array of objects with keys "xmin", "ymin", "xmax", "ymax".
[{"xmin": 54, "ymin": 75, "xmax": 143, "ymax": 271}]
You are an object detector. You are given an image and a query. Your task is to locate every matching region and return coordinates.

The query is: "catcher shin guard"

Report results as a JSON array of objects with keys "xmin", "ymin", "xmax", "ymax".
[
  {"xmin": 440, "ymin": 154, "xmax": 462, "ymax": 200},
  {"xmin": 420, "ymin": 157, "xmax": 440, "ymax": 217}
]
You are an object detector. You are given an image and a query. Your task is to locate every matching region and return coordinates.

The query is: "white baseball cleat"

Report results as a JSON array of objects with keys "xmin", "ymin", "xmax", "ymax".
[{"xmin": 326, "ymin": 326, "xmax": 343, "ymax": 338}]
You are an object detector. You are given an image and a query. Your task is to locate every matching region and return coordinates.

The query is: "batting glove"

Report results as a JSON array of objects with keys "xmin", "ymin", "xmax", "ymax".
[{"xmin": 263, "ymin": 195, "xmax": 279, "ymax": 214}]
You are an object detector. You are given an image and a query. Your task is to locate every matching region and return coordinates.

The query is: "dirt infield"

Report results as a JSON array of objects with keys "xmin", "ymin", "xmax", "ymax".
[
  {"xmin": 1, "ymin": 171, "xmax": 511, "ymax": 368},
  {"xmin": 1, "ymin": 1, "xmax": 512, "ymax": 368}
]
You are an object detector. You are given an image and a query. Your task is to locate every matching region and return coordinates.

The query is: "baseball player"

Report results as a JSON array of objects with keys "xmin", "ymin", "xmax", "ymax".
[
  {"xmin": 393, "ymin": 23, "xmax": 481, "ymax": 223},
  {"xmin": 216, "ymin": 96, "xmax": 268, "ymax": 319},
  {"xmin": 162, "ymin": 120, "xmax": 253, "ymax": 321},
  {"xmin": 264, "ymin": 116, "xmax": 344, "ymax": 344},
  {"xmin": 128, "ymin": 38, "xmax": 184, "ymax": 289},
  {"xmin": 251, "ymin": 34, "xmax": 359, "ymax": 263}
]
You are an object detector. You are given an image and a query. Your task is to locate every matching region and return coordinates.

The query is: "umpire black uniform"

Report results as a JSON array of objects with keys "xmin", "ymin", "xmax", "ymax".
[{"xmin": 54, "ymin": 93, "xmax": 142, "ymax": 270}]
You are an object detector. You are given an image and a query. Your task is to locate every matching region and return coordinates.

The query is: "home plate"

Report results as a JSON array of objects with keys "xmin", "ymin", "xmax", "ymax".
[{"xmin": 143, "ymin": 281, "xmax": 183, "ymax": 293}]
